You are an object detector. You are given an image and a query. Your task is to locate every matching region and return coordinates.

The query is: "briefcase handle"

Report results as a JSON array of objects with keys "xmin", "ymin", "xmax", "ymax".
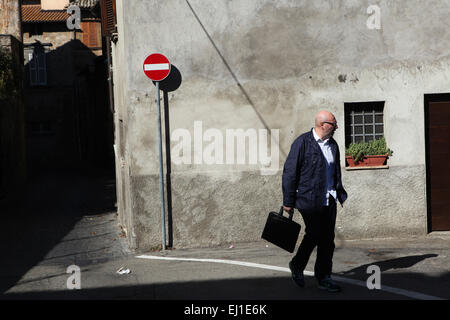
[{"xmin": 279, "ymin": 206, "xmax": 294, "ymax": 220}]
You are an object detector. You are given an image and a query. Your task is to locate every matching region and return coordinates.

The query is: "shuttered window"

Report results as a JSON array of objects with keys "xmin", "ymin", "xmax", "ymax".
[
  {"xmin": 100, "ymin": 0, "xmax": 117, "ymax": 36},
  {"xmin": 28, "ymin": 50, "xmax": 47, "ymax": 86},
  {"xmin": 79, "ymin": 21, "xmax": 102, "ymax": 48}
]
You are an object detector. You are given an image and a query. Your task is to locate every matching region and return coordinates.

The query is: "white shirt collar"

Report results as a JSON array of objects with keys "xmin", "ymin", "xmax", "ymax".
[{"xmin": 312, "ymin": 128, "xmax": 329, "ymax": 144}]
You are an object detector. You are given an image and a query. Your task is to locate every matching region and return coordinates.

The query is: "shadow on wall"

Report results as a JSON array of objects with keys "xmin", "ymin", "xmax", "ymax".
[
  {"xmin": 152, "ymin": 64, "xmax": 182, "ymax": 249},
  {"xmin": 23, "ymin": 38, "xmax": 114, "ymax": 177},
  {"xmin": 152, "ymin": 64, "xmax": 182, "ymax": 93},
  {"xmin": 184, "ymin": 0, "xmax": 287, "ymax": 159}
]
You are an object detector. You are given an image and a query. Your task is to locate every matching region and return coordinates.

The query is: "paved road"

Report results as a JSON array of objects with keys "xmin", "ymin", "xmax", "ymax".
[{"xmin": 1, "ymin": 171, "xmax": 449, "ymax": 305}]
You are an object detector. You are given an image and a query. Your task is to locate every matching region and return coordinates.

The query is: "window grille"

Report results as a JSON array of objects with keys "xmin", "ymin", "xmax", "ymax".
[{"xmin": 345, "ymin": 101, "xmax": 384, "ymax": 147}]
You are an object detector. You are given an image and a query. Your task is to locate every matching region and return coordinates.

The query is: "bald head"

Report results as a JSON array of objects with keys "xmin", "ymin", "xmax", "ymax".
[
  {"xmin": 315, "ymin": 111, "xmax": 334, "ymax": 127},
  {"xmin": 314, "ymin": 110, "xmax": 338, "ymax": 140}
]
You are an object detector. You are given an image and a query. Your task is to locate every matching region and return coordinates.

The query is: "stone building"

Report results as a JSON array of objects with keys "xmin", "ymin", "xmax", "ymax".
[
  {"xmin": 0, "ymin": 0, "xmax": 22, "ymax": 41},
  {"xmin": 21, "ymin": 0, "xmax": 114, "ymax": 175},
  {"xmin": 108, "ymin": 0, "xmax": 450, "ymax": 251},
  {"xmin": 0, "ymin": 0, "xmax": 26, "ymax": 205}
]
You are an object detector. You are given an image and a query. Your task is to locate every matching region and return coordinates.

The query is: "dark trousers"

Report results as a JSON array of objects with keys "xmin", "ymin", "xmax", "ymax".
[{"xmin": 291, "ymin": 197, "xmax": 337, "ymax": 280}]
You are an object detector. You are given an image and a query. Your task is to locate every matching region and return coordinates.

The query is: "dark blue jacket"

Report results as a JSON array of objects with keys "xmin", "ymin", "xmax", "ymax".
[{"xmin": 282, "ymin": 129, "xmax": 348, "ymax": 211}]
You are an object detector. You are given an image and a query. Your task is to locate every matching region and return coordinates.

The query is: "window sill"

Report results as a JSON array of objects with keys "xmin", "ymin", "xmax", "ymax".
[{"xmin": 345, "ymin": 165, "xmax": 389, "ymax": 171}]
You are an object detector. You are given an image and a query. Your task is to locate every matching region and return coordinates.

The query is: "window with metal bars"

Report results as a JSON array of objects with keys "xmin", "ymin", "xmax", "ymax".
[
  {"xmin": 344, "ymin": 101, "xmax": 384, "ymax": 147},
  {"xmin": 27, "ymin": 48, "xmax": 47, "ymax": 86}
]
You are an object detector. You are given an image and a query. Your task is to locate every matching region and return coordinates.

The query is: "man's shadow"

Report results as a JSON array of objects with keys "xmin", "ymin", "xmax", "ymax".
[{"xmin": 340, "ymin": 253, "xmax": 439, "ymax": 276}]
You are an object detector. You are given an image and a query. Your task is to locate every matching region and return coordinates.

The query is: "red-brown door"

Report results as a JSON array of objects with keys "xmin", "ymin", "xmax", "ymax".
[{"xmin": 427, "ymin": 99, "xmax": 450, "ymax": 231}]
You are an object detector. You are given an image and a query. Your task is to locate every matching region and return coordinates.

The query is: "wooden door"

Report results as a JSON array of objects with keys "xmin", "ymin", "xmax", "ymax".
[{"xmin": 427, "ymin": 99, "xmax": 450, "ymax": 231}]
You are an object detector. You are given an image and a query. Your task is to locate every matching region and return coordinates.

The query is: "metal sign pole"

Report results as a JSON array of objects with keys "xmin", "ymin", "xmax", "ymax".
[{"xmin": 156, "ymin": 81, "xmax": 166, "ymax": 250}]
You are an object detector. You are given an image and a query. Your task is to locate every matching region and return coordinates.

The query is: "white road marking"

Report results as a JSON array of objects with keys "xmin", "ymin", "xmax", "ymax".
[
  {"xmin": 137, "ymin": 254, "xmax": 308, "ymax": 274},
  {"xmin": 136, "ymin": 254, "xmax": 444, "ymax": 300},
  {"xmin": 144, "ymin": 63, "xmax": 170, "ymax": 71}
]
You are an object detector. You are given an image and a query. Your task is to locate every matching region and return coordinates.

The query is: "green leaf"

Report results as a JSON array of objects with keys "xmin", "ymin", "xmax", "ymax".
[{"xmin": 345, "ymin": 136, "xmax": 393, "ymax": 161}]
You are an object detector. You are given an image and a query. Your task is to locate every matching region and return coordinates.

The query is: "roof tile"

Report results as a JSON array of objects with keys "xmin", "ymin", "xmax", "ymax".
[
  {"xmin": 22, "ymin": 4, "xmax": 70, "ymax": 23},
  {"xmin": 69, "ymin": 0, "xmax": 99, "ymax": 9}
]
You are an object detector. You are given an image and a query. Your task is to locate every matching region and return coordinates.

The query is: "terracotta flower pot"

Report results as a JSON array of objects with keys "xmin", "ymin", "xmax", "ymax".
[
  {"xmin": 346, "ymin": 155, "xmax": 388, "ymax": 167},
  {"xmin": 366, "ymin": 155, "xmax": 388, "ymax": 166}
]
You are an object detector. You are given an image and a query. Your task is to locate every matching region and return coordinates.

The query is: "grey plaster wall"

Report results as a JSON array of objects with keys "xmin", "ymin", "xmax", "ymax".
[{"xmin": 112, "ymin": 0, "xmax": 450, "ymax": 251}]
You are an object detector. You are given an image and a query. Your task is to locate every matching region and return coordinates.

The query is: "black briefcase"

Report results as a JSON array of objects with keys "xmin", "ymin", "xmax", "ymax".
[{"xmin": 261, "ymin": 206, "xmax": 301, "ymax": 253}]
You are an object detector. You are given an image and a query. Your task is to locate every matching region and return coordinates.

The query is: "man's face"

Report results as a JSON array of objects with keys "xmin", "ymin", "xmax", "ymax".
[{"xmin": 322, "ymin": 117, "xmax": 338, "ymax": 138}]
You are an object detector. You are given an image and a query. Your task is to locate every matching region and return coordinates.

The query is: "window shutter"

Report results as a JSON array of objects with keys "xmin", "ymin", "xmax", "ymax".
[
  {"xmin": 28, "ymin": 52, "xmax": 37, "ymax": 86},
  {"xmin": 88, "ymin": 22, "xmax": 94, "ymax": 47},
  {"xmin": 28, "ymin": 50, "xmax": 47, "ymax": 86},
  {"xmin": 88, "ymin": 22, "xmax": 98, "ymax": 48},
  {"xmin": 37, "ymin": 52, "xmax": 47, "ymax": 85},
  {"xmin": 80, "ymin": 21, "xmax": 88, "ymax": 46},
  {"xmin": 79, "ymin": 22, "xmax": 101, "ymax": 48},
  {"xmin": 100, "ymin": 0, "xmax": 117, "ymax": 36}
]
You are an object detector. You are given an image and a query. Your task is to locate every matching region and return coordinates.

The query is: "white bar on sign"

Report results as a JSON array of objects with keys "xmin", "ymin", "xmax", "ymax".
[{"xmin": 144, "ymin": 63, "xmax": 170, "ymax": 71}]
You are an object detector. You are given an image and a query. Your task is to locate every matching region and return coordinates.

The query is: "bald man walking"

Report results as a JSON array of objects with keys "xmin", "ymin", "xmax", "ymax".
[{"xmin": 282, "ymin": 111, "xmax": 348, "ymax": 292}]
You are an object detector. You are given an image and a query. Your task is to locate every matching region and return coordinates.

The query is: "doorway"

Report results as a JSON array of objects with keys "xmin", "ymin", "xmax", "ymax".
[{"xmin": 425, "ymin": 93, "xmax": 450, "ymax": 231}]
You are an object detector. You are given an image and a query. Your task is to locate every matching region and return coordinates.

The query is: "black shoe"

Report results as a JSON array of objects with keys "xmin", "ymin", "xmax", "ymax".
[
  {"xmin": 289, "ymin": 261, "xmax": 305, "ymax": 287},
  {"xmin": 317, "ymin": 276, "xmax": 341, "ymax": 293}
]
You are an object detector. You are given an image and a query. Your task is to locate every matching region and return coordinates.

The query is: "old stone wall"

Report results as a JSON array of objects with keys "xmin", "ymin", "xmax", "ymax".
[{"xmin": 0, "ymin": 0, "xmax": 22, "ymax": 41}]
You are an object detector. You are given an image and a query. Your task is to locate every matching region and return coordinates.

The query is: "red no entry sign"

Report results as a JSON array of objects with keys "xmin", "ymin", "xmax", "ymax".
[{"xmin": 143, "ymin": 53, "xmax": 171, "ymax": 81}]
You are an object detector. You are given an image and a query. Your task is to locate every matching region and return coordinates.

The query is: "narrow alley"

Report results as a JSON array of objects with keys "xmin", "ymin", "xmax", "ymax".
[{"xmin": 0, "ymin": 168, "xmax": 130, "ymax": 295}]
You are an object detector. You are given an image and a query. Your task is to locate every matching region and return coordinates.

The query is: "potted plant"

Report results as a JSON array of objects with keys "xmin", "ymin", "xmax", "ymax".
[{"xmin": 345, "ymin": 137, "xmax": 393, "ymax": 167}]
